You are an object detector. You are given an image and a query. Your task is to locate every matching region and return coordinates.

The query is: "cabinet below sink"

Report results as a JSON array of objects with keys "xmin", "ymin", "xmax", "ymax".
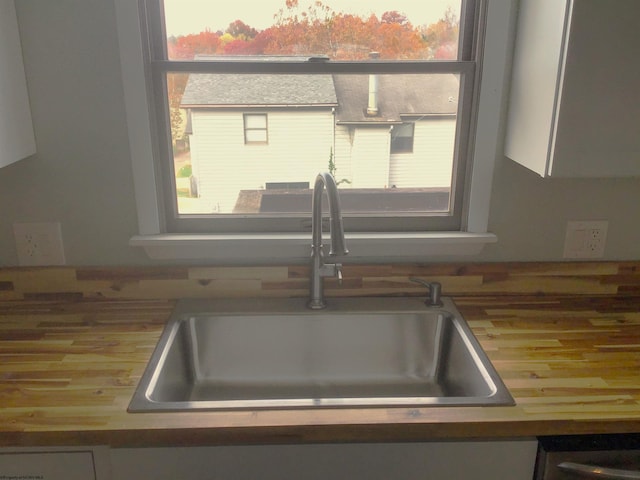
[{"xmin": 111, "ymin": 441, "xmax": 538, "ymax": 480}]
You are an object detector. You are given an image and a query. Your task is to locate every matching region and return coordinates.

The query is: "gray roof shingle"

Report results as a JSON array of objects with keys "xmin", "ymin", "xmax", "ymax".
[
  {"xmin": 333, "ymin": 74, "xmax": 459, "ymax": 124},
  {"xmin": 181, "ymin": 74, "xmax": 338, "ymax": 107},
  {"xmin": 179, "ymin": 56, "xmax": 459, "ymax": 119}
]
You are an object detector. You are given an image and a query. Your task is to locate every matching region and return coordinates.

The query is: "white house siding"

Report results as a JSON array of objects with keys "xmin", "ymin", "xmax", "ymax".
[
  {"xmin": 190, "ymin": 109, "xmax": 334, "ymax": 212},
  {"xmin": 389, "ymin": 118, "xmax": 456, "ymax": 188},
  {"xmin": 350, "ymin": 127, "xmax": 391, "ymax": 188},
  {"xmin": 333, "ymin": 125, "xmax": 353, "ymax": 185}
]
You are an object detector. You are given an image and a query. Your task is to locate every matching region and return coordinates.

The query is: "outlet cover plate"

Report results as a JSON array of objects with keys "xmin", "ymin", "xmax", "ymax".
[
  {"xmin": 563, "ymin": 220, "xmax": 608, "ymax": 259},
  {"xmin": 13, "ymin": 222, "xmax": 66, "ymax": 266}
]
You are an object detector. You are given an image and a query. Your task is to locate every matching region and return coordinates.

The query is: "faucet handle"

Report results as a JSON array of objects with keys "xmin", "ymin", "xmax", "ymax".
[{"xmin": 409, "ymin": 277, "xmax": 443, "ymax": 307}]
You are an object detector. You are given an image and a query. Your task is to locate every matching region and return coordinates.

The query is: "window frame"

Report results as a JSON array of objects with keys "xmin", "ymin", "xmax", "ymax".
[
  {"xmin": 115, "ymin": 0, "xmax": 513, "ymax": 261},
  {"xmin": 146, "ymin": 0, "xmax": 479, "ymax": 234},
  {"xmin": 243, "ymin": 113, "xmax": 268, "ymax": 145}
]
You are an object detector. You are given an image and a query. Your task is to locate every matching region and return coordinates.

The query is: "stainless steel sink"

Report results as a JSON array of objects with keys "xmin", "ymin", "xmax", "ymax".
[{"xmin": 128, "ymin": 297, "xmax": 514, "ymax": 411}]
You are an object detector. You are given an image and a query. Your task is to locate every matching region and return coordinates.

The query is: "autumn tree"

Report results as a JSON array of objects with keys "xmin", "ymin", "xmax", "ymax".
[
  {"xmin": 167, "ymin": 1, "xmax": 459, "ymax": 61},
  {"xmin": 167, "ymin": 1, "xmax": 461, "ymax": 61},
  {"xmin": 224, "ymin": 38, "xmax": 253, "ymax": 54},
  {"xmin": 370, "ymin": 12, "xmax": 425, "ymax": 59},
  {"xmin": 167, "ymin": 29, "xmax": 221, "ymax": 59},
  {"xmin": 381, "ymin": 10, "xmax": 408, "ymax": 26},
  {"xmin": 167, "ymin": 74, "xmax": 189, "ymax": 150},
  {"xmin": 226, "ymin": 20, "xmax": 258, "ymax": 40},
  {"xmin": 421, "ymin": 6, "xmax": 459, "ymax": 59},
  {"xmin": 267, "ymin": 1, "xmax": 427, "ymax": 59},
  {"xmin": 166, "ymin": 31, "xmax": 221, "ymax": 147}
]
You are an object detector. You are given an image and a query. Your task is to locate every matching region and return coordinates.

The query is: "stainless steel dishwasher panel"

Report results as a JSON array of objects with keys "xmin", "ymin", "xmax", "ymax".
[{"xmin": 535, "ymin": 435, "xmax": 640, "ymax": 480}]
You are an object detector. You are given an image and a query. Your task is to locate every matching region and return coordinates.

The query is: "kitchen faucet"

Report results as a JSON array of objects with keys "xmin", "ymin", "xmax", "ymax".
[{"xmin": 308, "ymin": 172, "xmax": 349, "ymax": 309}]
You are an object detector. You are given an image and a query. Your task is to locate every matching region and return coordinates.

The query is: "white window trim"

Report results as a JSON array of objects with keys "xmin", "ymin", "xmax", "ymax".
[
  {"xmin": 115, "ymin": 0, "xmax": 512, "ymax": 263},
  {"xmin": 243, "ymin": 113, "xmax": 268, "ymax": 144}
]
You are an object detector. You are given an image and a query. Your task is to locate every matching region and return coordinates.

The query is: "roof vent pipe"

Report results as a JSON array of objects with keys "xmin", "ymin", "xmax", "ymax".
[{"xmin": 366, "ymin": 52, "xmax": 380, "ymax": 116}]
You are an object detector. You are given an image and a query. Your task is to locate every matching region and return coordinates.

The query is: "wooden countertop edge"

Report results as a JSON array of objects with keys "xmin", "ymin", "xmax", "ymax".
[{"xmin": 3, "ymin": 419, "xmax": 640, "ymax": 448}]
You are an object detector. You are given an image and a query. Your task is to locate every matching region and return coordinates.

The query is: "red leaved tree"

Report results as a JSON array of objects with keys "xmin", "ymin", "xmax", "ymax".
[
  {"xmin": 168, "ymin": 29, "xmax": 221, "ymax": 60},
  {"xmin": 265, "ymin": 2, "xmax": 428, "ymax": 59}
]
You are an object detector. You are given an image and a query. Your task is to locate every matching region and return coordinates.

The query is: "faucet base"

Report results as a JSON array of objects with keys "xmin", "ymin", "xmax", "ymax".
[{"xmin": 308, "ymin": 299, "xmax": 327, "ymax": 310}]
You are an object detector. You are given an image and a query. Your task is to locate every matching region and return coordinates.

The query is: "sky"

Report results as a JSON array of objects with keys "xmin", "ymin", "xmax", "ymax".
[{"xmin": 163, "ymin": 0, "xmax": 459, "ymax": 36}]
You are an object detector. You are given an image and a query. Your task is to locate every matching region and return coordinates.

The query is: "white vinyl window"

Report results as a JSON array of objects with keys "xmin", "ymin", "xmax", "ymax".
[
  {"xmin": 116, "ymin": 0, "xmax": 512, "ymax": 260},
  {"xmin": 243, "ymin": 114, "xmax": 268, "ymax": 144}
]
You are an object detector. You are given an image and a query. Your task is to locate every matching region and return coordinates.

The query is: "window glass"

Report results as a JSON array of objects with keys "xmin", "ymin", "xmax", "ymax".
[
  {"xmin": 147, "ymin": 0, "xmax": 477, "ymax": 232},
  {"xmin": 390, "ymin": 123, "xmax": 415, "ymax": 154},
  {"xmin": 163, "ymin": 0, "xmax": 462, "ymax": 61}
]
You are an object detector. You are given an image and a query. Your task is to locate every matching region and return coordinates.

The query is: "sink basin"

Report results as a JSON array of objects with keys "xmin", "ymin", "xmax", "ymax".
[{"xmin": 128, "ymin": 297, "xmax": 514, "ymax": 411}]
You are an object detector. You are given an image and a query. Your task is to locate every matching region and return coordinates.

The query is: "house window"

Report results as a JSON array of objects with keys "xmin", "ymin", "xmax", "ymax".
[
  {"xmin": 129, "ymin": 0, "xmax": 501, "ymax": 240},
  {"xmin": 244, "ymin": 114, "xmax": 268, "ymax": 144},
  {"xmin": 390, "ymin": 123, "xmax": 415, "ymax": 154}
]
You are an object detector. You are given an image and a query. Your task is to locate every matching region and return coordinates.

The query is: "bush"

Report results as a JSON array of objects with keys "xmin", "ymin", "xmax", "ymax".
[{"xmin": 177, "ymin": 164, "xmax": 192, "ymax": 178}]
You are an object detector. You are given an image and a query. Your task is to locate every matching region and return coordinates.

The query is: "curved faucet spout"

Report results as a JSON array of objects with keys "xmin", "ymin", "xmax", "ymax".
[
  {"xmin": 312, "ymin": 172, "xmax": 349, "ymax": 256},
  {"xmin": 309, "ymin": 172, "xmax": 349, "ymax": 309}
]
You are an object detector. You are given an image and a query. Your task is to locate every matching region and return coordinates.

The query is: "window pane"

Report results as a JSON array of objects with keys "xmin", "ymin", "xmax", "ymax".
[
  {"xmin": 244, "ymin": 114, "xmax": 267, "ymax": 129},
  {"xmin": 390, "ymin": 123, "xmax": 415, "ymax": 153},
  {"xmin": 163, "ymin": 0, "xmax": 462, "ymax": 61},
  {"xmin": 244, "ymin": 129, "xmax": 268, "ymax": 143},
  {"xmin": 153, "ymin": 0, "xmax": 474, "ymax": 231},
  {"xmin": 168, "ymin": 72, "xmax": 458, "ymax": 215}
]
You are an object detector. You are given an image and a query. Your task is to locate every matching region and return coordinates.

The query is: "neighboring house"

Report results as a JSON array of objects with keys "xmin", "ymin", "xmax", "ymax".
[
  {"xmin": 180, "ymin": 56, "xmax": 458, "ymax": 213},
  {"xmin": 332, "ymin": 74, "xmax": 458, "ymax": 190}
]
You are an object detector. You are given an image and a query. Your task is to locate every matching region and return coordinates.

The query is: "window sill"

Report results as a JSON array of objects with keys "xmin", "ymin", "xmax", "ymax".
[{"xmin": 130, "ymin": 232, "xmax": 497, "ymax": 263}]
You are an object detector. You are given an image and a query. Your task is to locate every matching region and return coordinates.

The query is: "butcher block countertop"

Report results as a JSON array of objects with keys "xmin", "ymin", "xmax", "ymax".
[{"xmin": 1, "ymin": 290, "xmax": 639, "ymax": 447}]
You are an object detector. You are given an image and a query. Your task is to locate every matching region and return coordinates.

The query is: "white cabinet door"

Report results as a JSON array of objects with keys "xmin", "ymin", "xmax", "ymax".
[
  {"xmin": 111, "ymin": 440, "xmax": 537, "ymax": 480},
  {"xmin": 505, "ymin": 0, "xmax": 640, "ymax": 178},
  {"xmin": 0, "ymin": 447, "xmax": 111, "ymax": 480},
  {"xmin": 0, "ymin": 0, "xmax": 36, "ymax": 168}
]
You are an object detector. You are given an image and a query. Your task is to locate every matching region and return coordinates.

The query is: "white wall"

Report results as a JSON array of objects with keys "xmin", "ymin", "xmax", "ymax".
[
  {"xmin": 0, "ymin": 0, "xmax": 146, "ymax": 266},
  {"xmin": 190, "ymin": 109, "xmax": 334, "ymax": 212},
  {"xmin": 350, "ymin": 127, "xmax": 390, "ymax": 188},
  {"xmin": 0, "ymin": 0, "xmax": 639, "ymax": 265},
  {"xmin": 389, "ymin": 118, "xmax": 456, "ymax": 188},
  {"xmin": 333, "ymin": 124, "xmax": 353, "ymax": 183}
]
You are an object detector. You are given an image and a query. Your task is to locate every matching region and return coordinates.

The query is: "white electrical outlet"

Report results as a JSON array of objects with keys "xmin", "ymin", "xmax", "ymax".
[
  {"xmin": 563, "ymin": 220, "xmax": 608, "ymax": 259},
  {"xmin": 13, "ymin": 222, "xmax": 66, "ymax": 266}
]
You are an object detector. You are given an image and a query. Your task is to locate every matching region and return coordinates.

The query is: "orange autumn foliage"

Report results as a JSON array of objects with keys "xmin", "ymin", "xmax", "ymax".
[{"xmin": 166, "ymin": 1, "xmax": 459, "ymax": 60}]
